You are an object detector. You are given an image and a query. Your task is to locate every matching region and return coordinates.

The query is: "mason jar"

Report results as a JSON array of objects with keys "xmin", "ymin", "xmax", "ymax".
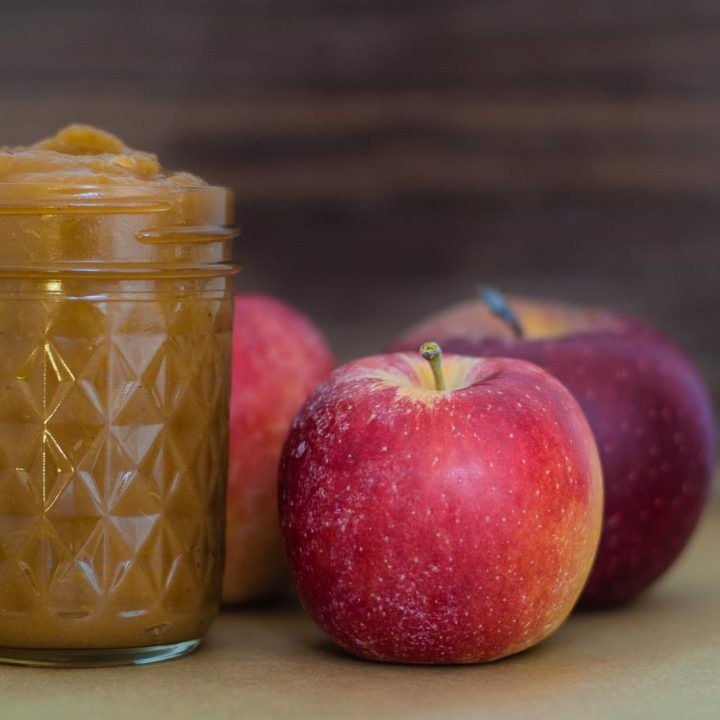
[{"xmin": 0, "ymin": 182, "xmax": 237, "ymax": 666}]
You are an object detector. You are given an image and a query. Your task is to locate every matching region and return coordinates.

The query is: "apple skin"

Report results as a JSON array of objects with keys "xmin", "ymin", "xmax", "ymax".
[
  {"xmin": 222, "ymin": 294, "xmax": 334, "ymax": 604},
  {"xmin": 391, "ymin": 297, "xmax": 717, "ymax": 608},
  {"xmin": 279, "ymin": 352, "xmax": 603, "ymax": 663}
]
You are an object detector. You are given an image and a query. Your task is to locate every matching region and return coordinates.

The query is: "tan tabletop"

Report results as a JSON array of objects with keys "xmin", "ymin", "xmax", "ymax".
[{"xmin": 1, "ymin": 505, "xmax": 719, "ymax": 720}]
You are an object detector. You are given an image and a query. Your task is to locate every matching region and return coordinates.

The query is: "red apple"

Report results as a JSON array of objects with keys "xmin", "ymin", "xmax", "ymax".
[
  {"xmin": 391, "ymin": 293, "xmax": 716, "ymax": 607},
  {"xmin": 223, "ymin": 294, "xmax": 334, "ymax": 604},
  {"xmin": 279, "ymin": 345, "xmax": 603, "ymax": 663}
]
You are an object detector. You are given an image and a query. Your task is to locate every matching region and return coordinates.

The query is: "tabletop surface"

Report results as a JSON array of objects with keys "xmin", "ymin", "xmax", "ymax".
[{"xmin": 1, "ymin": 505, "xmax": 718, "ymax": 720}]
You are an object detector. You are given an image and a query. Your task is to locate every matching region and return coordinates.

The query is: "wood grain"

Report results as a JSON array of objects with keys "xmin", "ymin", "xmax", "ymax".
[{"xmin": 0, "ymin": 1, "xmax": 718, "ymax": 413}]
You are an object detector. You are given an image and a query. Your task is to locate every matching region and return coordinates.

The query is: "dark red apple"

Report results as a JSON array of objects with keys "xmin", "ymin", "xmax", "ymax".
[
  {"xmin": 391, "ymin": 293, "xmax": 716, "ymax": 607},
  {"xmin": 279, "ymin": 345, "xmax": 603, "ymax": 663},
  {"xmin": 223, "ymin": 294, "xmax": 334, "ymax": 604}
]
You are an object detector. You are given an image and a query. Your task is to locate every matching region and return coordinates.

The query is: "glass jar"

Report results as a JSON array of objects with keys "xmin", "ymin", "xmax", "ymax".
[{"xmin": 0, "ymin": 182, "xmax": 237, "ymax": 666}]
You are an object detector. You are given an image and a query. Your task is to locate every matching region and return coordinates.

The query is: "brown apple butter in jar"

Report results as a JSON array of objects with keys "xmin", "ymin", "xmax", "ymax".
[{"xmin": 0, "ymin": 126, "xmax": 237, "ymax": 666}]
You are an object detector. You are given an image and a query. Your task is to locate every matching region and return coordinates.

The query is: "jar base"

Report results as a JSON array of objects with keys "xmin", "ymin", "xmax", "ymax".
[{"xmin": 0, "ymin": 639, "xmax": 201, "ymax": 667}]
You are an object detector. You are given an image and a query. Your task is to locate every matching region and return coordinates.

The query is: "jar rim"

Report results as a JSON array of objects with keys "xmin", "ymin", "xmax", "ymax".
[
  {"xmin": 0, "ymin": 181, "xmax": 228, "ymax": 190},
  {"xmin": 0, "ymin": 182, "xmax": 234, "ymax": 220},
  {"xmin": 0, "ymin": 182, "xmax": 237, "ymax": 268}
]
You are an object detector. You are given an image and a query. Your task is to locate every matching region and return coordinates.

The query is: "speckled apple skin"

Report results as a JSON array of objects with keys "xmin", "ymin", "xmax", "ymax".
[
  {"xmin": 391, "ymin": 299, "xmax": 716, "ymax": 608},
  {"xmin": 279, "ymin": 354, "xmax": 603, "ymax": 663},
  {"xmin": 223, "ymin": 295, "xmax": 334, "ymax": 604}
]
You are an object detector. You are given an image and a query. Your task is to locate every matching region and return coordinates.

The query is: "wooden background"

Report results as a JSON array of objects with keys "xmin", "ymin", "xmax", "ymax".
[{"xmin": 0, "ymin": 0, "xmax": 719, "ymax": 414}]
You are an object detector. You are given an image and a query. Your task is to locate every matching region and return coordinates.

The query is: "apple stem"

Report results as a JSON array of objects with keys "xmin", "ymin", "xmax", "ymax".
[
  {"xmin": 479, "ymin": 287, "xmax": 524, "ymax": 338},
  {"xmin": 420, "ymin": 341, "xmax": 447, "ymax": 391}
]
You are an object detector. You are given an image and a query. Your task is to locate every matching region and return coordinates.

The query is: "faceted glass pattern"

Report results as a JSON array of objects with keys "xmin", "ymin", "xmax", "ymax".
[{"xmin": 0, "ymin": 277, "xmax": 232, "ymax": 652}]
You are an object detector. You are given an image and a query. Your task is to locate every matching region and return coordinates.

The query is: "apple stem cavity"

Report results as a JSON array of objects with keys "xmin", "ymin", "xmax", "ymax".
[
  {"xmin": 420, "ymin": 341, "xmax": 447, "ymax": 391},
  {"xmin": 480, "ymin": 287, "xmax": 524, "ymax": 338}
]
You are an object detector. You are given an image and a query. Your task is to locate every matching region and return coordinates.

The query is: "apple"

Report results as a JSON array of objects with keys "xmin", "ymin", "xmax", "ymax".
[
  {"xmin": 279, "ymin": 343, "xmax": 603, "ymax": 663},
  {"xmin": 391, "ymin": 291, "xmax": 716, "ymax": 607},
  {"xmin": 223, "ymin": 294, "xmax": 334, "ymax": 604}
]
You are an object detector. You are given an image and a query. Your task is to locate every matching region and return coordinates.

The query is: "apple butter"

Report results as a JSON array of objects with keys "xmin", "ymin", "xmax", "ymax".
[{"xmin": 0, "ymin": 126, "xmax": 236, "ymax": 666}]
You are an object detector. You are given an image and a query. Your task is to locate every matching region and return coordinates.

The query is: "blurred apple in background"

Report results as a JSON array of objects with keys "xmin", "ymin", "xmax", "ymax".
[
  {"xmin": 391, "ymin": 292, "xmax": 716, "ymax": 608},
  {"xmin": 223, "ymin": 294, "xmax": 334, "ymax": 604},
  {"xmin": 280, "ymin": 345, "xmax": 603, "ymax": 663}
]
